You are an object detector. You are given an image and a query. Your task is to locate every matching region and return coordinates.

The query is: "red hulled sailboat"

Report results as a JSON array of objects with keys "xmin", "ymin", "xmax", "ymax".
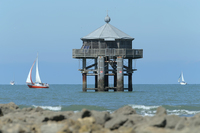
[{"xmin": 26, "ymin": 53, "xmax": 49, "ymax": 88}]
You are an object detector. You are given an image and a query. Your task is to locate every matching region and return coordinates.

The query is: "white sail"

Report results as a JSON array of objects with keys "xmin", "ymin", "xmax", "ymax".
[
  {"xmin": 178, "ymin": 74, "xmax": 181, "ymax": 82},
  {"xmin": 181, "ymin": 72, "xmax": 185, "ymax": 82},
  {"xmin": 26, "ymin": 60, "xmax": 35, "ymax": 84},
  {"xmin": 178, "ymin": 72, "xmax": 187, "ymax": 85},
  {"xmin": 35, "ymin": 54, "xmax": 42, "ymax": 83}
]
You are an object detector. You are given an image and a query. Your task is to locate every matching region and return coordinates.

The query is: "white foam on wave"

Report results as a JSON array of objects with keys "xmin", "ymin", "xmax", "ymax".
[
  {"xmin": 128, "ymin": 104, "xmax": 200, "ymax": 116},
  {"xmin": 74, "ymin": 110, "xmax": 79, "ymax": 113},
  {"xmin": 128, "ymin": 104, "xmax": 159, "ymax": 110},
  {"xmin": 127, "ymin": 104, "xmax": 159, "ymax": 116},
  {"xmin": 167, "ymin": 109, "xmax": 200, "ymax": 115},
  {"xmin": 32, "ymin": 105, "xmax": 61, "ymax": 111},
  {"xmin": 106, "ymin": 110, "xmax": 113, "ymax": 113}
]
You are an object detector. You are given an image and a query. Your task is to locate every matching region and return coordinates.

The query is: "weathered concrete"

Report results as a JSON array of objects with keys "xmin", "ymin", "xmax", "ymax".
[
  {"xmin": 94, "ymin": 58, "xmax": 98, "ymax": 91},
  {"xmin": 82, "ymin": 73, "xmax": 87, "ymax": 92},
  {"xmin": 105, "ymin": 57, "xmax": 109, "ymax": 91},
  {"xmin": 82, "ymin": 58, "xmax": 87, "ymax": 92},
  {"xmin": 117, "ymin": 56, "xmax": 124, "ymax": 91},
  {"xmin": 98, "ymin": 56, "xmax": 105, "ymax": 91}
]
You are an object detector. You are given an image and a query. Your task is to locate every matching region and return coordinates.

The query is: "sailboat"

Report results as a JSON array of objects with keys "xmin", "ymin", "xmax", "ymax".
[
  {"xmin": 26, "ymin": 53, "xmax": 49, "ymax": 88},
  {"xmin": 178, "ymin": 72, "xmax": 187, "ymax": 85},
  {"xmin": 10, "ymin": 74, "xmax": 15, "ymax": 85},
  {"xmin": 10, "ymin": 80, "xmax": 15, "ymax": 85}
]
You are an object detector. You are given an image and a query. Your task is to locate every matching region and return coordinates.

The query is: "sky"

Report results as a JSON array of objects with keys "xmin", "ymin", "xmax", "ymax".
[{"xmin": 0, "ymin": 0, "xmax": 200, "ymax": 84}]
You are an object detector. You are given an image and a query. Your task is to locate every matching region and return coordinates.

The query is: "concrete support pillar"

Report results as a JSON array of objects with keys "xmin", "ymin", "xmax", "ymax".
[
  {"xmin": 82, "ymin": 73, "xmax": 87, "ymax": 92},
  {"xmin": 113, "ymin": 58, "xmax": 117, "ymax": 91},
  {"xmin": 82, "ymin": 58, "xmax": 87, "ymax": 92},
  {"xmin": 105, "ymin": 57, "xmax": 109, "ymax": 91},
  {"xmin": 114, "ymin": 72, "xmax": 117, "ymax": 87},
  {"xmin": 82, "ymin": 58, "xmax": 86, "ymax": 69},
  {"xmin": 117, "ymin": 56, "xmax": 124, "ymax": 91},
  {"xmin": 95, "ymin": 58, "xmax": 98, "ymax": 92},
  {"xmin": 98, "ymin": 56, "xmax": 105, "ymax": 91},
  {"xmin": 114, "ymin": 73, "xmax": 117, "ymax": 91},
  {"xmin": 128, "ymin": 59, "xmax": 133, "ymax": 91}
]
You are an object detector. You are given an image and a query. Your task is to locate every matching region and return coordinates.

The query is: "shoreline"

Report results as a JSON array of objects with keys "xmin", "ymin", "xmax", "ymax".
[
  {"xmin": 16, "ymin": 104, "xmax": 198, "ymax": 117},
  {"xmin": 1, "ymin": 102, "xmax": 200, "ymax": 133}
]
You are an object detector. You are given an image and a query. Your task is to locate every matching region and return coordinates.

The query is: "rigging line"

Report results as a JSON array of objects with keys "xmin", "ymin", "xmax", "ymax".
[
  {"xmin": 89, "ymin": 59, "xmax": 94, "ymax": 64},
  {"xmin": 88, "ymin": 59, "xmax": 93, "ymax": 64},
  {"xmin": 86, "ymin": 59, "xmax": 94, "ymax": 69}
]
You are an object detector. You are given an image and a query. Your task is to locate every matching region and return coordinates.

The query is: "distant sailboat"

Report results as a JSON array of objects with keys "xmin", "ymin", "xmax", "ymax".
[
  {"xmin": 10, "ymin": 74, "xmax": 15, "ymax": 85},
  {"xmin": 10, "ymin": 80, "xmax": 15, "ymax": 85},
  {"xmin": 178, "ymin": 72, "xmax": 187, "ymax": 85},
  {"xmin": 26, "ymin": 53, "xmax": 49, "ymax": 88}
]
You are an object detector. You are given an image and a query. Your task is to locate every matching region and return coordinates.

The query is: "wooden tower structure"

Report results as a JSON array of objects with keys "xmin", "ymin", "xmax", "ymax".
[{"xmin": 72, "ymin": 15, "xmax": 143, "ymax": 92}]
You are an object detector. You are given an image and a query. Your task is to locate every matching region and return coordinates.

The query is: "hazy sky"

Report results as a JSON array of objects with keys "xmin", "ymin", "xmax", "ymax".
[{"xmin": 1, "ymin": 0, "xmax": 200, "ymax": 84}]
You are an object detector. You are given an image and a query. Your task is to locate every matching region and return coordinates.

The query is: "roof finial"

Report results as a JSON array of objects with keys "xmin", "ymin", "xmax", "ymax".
[{"xmin": 104, "ymin": 10, "xmax": 111, "ymax": 23}]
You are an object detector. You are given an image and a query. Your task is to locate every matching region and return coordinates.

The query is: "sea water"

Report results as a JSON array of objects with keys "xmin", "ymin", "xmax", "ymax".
[{"xmin": 1, "ymin": 84, "xmax": 200, "ymax": 117}]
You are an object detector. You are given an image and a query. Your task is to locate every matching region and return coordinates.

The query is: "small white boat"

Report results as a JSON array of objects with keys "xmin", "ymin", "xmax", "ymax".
[
  {"xmin": 10, "ymin": 74, "xmax": 15, "ymax": 85},
  {"xmin": 178, "ymin": 72, "xmax": 187, "ymax": 85},
  {"xmin": 10, "ymin": 80, "xmax": 15, "ymax": 85},
  {"xmin": 26, "ymin": 53, "xmax": 49, "ymax": 88}
]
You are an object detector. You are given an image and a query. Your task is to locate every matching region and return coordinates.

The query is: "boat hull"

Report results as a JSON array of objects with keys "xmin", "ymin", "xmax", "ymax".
[
  {"xmin": 27, "ymin": 84, "xmax": 49, "ymax": 88},
  {"xmin": 10, "ymin": 81, "xmax": 15, "ymax": 85},
  {"xmin": 180, "ymin": 82, "xmax": 187, "ymax": 85},
  {"xmin": 10, "ymin": 83, "xmax": 15, "ymax": 85}
]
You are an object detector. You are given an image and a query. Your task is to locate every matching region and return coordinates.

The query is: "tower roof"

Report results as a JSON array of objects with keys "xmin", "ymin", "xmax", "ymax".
[{"xmin": 81, "ymin": 16, "xmax": 134, "ymax": 41}]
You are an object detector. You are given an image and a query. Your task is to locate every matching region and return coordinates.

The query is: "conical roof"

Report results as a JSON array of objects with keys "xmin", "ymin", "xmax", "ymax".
[{"xmin": 81, "ymin": 16, "xmax": 134, "ymax": 41}]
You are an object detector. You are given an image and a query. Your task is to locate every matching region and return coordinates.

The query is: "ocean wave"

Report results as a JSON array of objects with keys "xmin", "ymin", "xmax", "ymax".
[
  {"xmin": 128, "ymin": 104, "xmax": 159, "ymax": 110},
  {"xmin": 128, "ymin": 104, "xmax": 200, "ymax": 116},
  {"xmin": 31, "ymin": 104, "xmax": 200, "ymax": 117},
  {"xmin": 32, "ymin": 105, "xmax": 61, "ymax": 111},
  {"xmin": 127, "ymin": 104, "xmax": 159, "ymax": 116},
  {"xmin": 167, "ymin": 109, "xmax": 200, "ymax": 115}
]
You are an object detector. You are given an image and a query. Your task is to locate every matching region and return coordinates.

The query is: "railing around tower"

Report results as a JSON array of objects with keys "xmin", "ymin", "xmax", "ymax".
[{"xmin": 72, "ymin": 49, "xmax": 143, "ymax": 58}]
